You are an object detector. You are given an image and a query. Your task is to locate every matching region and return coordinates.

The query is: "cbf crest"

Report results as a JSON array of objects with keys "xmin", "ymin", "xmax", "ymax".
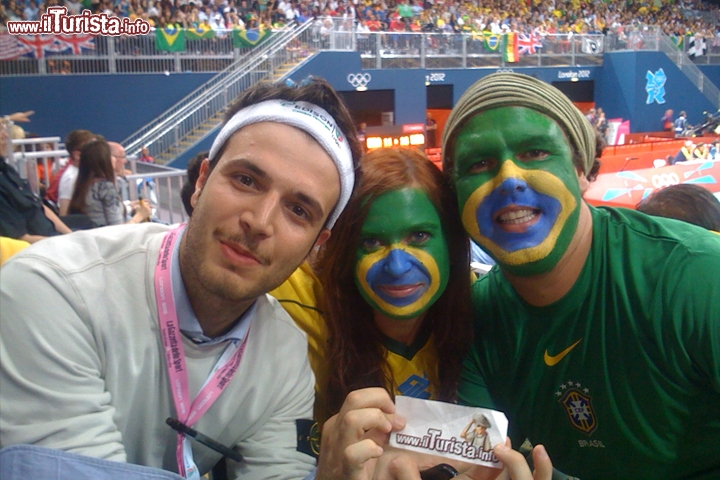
[{"xmin": 556, "ymin": 381, "xmax": 598, "ymax": 435}]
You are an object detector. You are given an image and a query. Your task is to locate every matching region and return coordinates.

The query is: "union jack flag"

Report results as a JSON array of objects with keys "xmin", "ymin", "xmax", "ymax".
[
  {"xmin": 15, "ymin": 34, "xmax": 58, "ymax": 58},
  {"xmin": 6, "ymin": 34, "xmax": 95, "ymax": 59},
  {"xmin": 517, "ymin": 32, "xmax": 543, "ymax": 55},
  {"xmin": 57, "ymin": 34, "xmax": 96, "ymax": 55},
  {"xmin": 0, "ymin": 33, "xmax": 32, "ymax": 60}
]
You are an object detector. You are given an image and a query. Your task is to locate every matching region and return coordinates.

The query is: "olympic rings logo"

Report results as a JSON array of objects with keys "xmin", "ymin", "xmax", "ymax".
[
  {"xmin": 347, "ymin": 73, "xmax": 372, "ymax": 88},
  {"xmin": 651, "ymin": 173, "xmax": 680, "ymax": 188}
]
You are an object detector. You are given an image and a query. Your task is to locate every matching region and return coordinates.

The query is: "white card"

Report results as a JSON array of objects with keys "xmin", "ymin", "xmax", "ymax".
[{"xmin": 390, "ymin": 396, "xmax": 508, "ymax": 468}]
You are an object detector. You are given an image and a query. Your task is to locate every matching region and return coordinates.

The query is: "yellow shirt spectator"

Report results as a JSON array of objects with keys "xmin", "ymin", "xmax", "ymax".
[{"xmin": 0, "ymin": 237, "xmax": 30, "ymax": 266}]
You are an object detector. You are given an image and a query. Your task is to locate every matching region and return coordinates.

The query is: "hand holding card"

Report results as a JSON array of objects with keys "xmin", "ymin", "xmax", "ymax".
[
  {"xmin": 316, "ymin": 387, "xmax": 407, "ymax": 480},
  {"xmin": 389, "ymin": 397, "xmax": 508, "ymax": 469}
]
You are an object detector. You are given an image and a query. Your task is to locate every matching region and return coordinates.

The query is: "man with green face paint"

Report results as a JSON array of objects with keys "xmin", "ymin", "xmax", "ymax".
[{"xmin": 443, "ymin": 72, "xmax": 720, "ymax": 480}]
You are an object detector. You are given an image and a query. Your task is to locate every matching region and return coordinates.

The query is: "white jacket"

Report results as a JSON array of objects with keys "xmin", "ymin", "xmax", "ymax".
[{"xmin": 0, "ymin": 224, "xmax": 315, "ymax": 479}]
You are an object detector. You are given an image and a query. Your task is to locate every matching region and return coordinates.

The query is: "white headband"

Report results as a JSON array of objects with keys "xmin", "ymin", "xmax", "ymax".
[{"xmin": 209, "ymin": 99, "xmax": 355, "ymax": 229}]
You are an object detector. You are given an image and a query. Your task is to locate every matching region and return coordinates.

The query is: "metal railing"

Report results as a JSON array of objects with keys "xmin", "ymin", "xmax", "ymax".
[
  {"xmin": 1, "ymin": 30, "xmax": 260, "ymax": 76},
  {"xmin": 353, "ymin": 32, "xmax": 604, "ymax": 70},
  {"xmin": 259, "ymin": 17, "xmax": 606, "ymax": 68},
  {"xmin": 604, "ymin": 25, "xmax": 720, "ymax": 108},
  {"xmin": 604, "ymin": 24, "xmax": 720, "ymax": 64},
  {"xmin": 10, "ymin": 137, "xmax": 189, "ymax": 224},
  {"xmin": 119, "ymin": 24, "xmax": 605, "ymax": 162},
  {"xmin": 4, "ymin": 17, "xmax": 720, "ymax": 77},
  {"xmin": 9, "ymin": 20, "xmax": 719, "ymax": 166},
  {"xmin": 127, "ymin": 169, "xmax": 189, "ymax": 225},
  {"xmin": 0, "ymin": 19, "xmax": 340, "ymax": 76},
  {"xmin": 9, "ymin": 136, "xmax": 64, "ymax": 195},
  {"xmin": 659, "ymin": 32, "xmax": 720, "ymax": 108},
  {"xmin": 122, "ymin": 20, "xmax": 315, "ymax": 158}
]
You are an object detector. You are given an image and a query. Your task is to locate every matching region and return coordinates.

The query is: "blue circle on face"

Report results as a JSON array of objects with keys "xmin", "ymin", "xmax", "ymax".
[
  {"xmin": 366, "ymin": 249, "xmax": 431, "ymax": 307},
  {"xmin": 476, "ymin": 178, "xmax": 561, "ymax": 253}
]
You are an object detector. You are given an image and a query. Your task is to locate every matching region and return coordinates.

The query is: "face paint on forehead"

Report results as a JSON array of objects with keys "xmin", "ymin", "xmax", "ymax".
[
  {"xmin": 450, "ymin": 107, "xmax": 583, "ymax": 276},
  {"xmin": 354, "ymin": 188, "xmax": 450, "ymax": 320}
]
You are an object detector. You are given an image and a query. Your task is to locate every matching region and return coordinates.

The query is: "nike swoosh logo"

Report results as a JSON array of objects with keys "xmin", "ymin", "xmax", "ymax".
[{"xmin": 544, "ymin": 339, "xmax": 582, "ymax": 366}]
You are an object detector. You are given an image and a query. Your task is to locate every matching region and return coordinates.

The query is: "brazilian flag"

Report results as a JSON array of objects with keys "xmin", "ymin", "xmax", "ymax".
[
  {"xmin": 155, "ymin": 27, "xmax": 186, "ymax": 52},
  {"xmin": 670, "ymin": 34, "xmax": 684, "ymax": 50},
  {"xmin": 483, "ymin": 33, "xmax": 501, "ymax": 52},
  {"xmin": 186, "ymin": 24, "xmax": 216, "ymax": 40},
  {"xmin": 232, "ymin": 27, "xmax": 271, "ymax": 48}
]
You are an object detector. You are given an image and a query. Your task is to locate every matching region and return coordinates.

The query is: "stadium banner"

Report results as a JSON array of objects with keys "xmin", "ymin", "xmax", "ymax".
[
  {"xmin": 502, "ymin": 32, "xmax": 518, "ymax": 63},
  {"xmin": 670, "ymin": 34, "xmax": 684, "ymax": 50},
  {"xmin": 186, "ymin": 24, "xmax": 216, "ymax": 40},
  {"xmin": 232, "ymin": 27, "xmax": 271, "ymax": 48},
  {"xmin": 687, "ymin": 35, "xmax": 707, "ymax": 58},
  {"xmin": 585, "ymin": 160, "xmax": 720, "ymax": 209},
  {"xmin": 1, "ymin": 33, "xmax": 95, "ymax": 59},
  {"xmin": 483, "ymin": 33, "xmax": 501, "ymax": 52},
  {"xmin": 155, "ymin": 27, "xmax": 186, "ymax": 52},
  {"xmin": 581, "ymin": 37, "xmax": 604, "ymax": 54},
  {"xmin": 517, "ymin": 32, "xmax": 542, "ymax": 55}
]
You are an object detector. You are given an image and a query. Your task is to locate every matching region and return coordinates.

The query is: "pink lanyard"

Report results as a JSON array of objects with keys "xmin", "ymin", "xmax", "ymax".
[{"xmin": 154, "ymin": 226, "xmax": 249, "ymax": 478}]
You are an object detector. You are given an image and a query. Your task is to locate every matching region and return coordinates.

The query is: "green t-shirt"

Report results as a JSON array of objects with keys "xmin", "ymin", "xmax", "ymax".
[{"xmin": 459, "ymin": 206, "xmax": 720, "ymax": 479}]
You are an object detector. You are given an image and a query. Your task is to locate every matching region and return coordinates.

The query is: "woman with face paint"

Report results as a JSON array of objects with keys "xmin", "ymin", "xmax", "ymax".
[
  {"xmin": 271, "ymin": 147, "xmax": 471, "ymax": 422},
  {"xmin": 315, "ymin": 146, "xmax": 473, "ymax": 421}
]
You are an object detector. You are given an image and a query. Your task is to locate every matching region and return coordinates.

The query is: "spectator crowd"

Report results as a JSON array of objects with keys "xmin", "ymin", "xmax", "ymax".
[
  {"xmin": 0, "ymin": 113, "xmax": 155, "ymax": 254},
  {"xmin": 1, "ymin": 53, "xmax": 720, "ymax": 480},
  {"xmin": 1, "ymin": 0, "xmax": 718, "ymax": 42}
]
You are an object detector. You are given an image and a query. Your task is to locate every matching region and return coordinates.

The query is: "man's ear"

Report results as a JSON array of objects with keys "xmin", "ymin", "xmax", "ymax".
[
  {"xmin": 190, "ymin": 158, "xmax": 211, "ymax": 208},
  {"xmin": 577, "ymin": 167, "xmax": 590, "ymax": 195},
  {"xmin": 313, "ymin": 228, "xmax": 332, "ymax": 249}
]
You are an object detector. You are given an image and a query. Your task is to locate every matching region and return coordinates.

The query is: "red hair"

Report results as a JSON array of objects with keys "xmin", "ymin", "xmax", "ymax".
[{"xmin": 315, "ymin": 147, "xmax": 472, "ymax": 419}]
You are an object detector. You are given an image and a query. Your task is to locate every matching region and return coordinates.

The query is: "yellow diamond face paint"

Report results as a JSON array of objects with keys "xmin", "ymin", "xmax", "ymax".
[
  {"xmin": 451, "ymin": 107, "xmax": 583, "ymax": 276},
  {"xmin": 354, "ymin": 189, "xmax": 450, "ymax": 320},
  {"xmin": 356, "ymin": 244, "xmax": 443, "ymax": 318},
  {"xmin": 461, "ymin": 160, "xmax": 577, "ymax": 265}
]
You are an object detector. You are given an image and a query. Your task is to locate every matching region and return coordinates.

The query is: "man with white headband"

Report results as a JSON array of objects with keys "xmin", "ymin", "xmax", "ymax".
[{"xmin": 0, "ymin": 78, "xmax": 375, "ymax": 480}]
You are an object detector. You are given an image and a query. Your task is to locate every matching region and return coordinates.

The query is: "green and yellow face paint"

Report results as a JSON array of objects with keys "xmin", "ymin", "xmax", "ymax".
[
  {"xmin": 451, "ymin": 107, "xmax": 583, "ymax": 276},
  {"xmin": 354, "ymin": 188, "xmax": 450, "ymax": 319}
]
